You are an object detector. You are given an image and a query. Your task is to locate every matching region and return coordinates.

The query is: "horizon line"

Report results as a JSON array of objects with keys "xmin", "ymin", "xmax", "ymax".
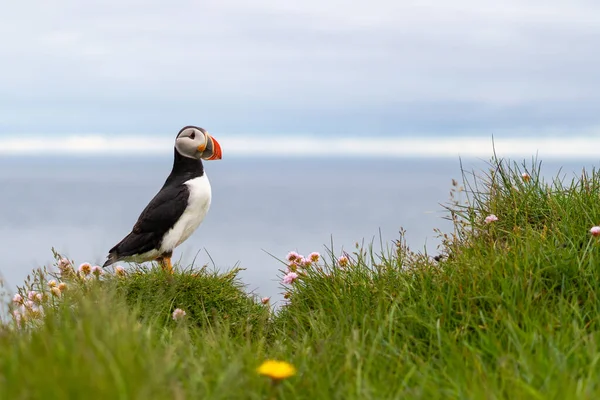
[{"xmin": 1, "ymin": 134, "xmax": 600, "ymax": 158}]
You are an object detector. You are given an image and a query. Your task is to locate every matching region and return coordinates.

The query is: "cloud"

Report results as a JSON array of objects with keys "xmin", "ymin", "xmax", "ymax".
[
  {"xmin": 1, "ymin": 0, "xmax": 600, "ymax": 134},
  {"xmin": 2, "ymin": 131, "xmax": 600, "ymax": 159}
]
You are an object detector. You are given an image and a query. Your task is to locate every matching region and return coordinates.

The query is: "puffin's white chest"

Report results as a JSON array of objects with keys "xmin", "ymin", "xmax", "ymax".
[{"xmin": 160, "ymin": 174, "xmax": 212, "ymax": 252}]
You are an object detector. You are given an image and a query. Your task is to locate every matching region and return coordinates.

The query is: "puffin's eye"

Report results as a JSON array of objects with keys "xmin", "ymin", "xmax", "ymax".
[{"xmin": 190, "ymin": 132, "xmax": 196, "ymax": 140}]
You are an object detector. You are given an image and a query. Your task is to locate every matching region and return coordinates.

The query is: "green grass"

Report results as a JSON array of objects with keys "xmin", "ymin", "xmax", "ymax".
[{"xmin": 2, "ymin": 156, "xmax": 600, "ymax": 399}]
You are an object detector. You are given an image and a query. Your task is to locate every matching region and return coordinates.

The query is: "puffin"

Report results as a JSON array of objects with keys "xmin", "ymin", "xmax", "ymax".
[{"xmin": 102, "ymin": 126, "xmax": 222, "ymax": 273}]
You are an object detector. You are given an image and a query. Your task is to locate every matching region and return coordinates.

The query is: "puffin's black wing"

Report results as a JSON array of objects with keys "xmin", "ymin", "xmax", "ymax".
[{"xmin": 103, "ymin": 185, "xmax": 190, "ymax": 266}]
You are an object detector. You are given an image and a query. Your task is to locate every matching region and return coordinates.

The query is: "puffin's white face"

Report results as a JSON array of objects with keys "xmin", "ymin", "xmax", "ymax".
[{"xmin": 175, "ymin": 126, "xmax": 222, "ymax": 160}]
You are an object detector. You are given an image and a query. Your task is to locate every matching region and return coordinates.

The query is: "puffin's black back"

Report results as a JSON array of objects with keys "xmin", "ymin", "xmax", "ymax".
[{"xmin": 103, "ymin": 148, "xmax": 205, "ymax": 266}]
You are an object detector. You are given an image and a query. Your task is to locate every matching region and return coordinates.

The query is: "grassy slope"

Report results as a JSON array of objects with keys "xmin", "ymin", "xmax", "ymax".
[{"xmin": 1, "ymin": 157, "xmax": 600, "ymax": 399}]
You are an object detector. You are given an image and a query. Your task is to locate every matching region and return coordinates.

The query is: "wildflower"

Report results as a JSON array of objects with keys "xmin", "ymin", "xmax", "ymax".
[
  {"xmin": 78, "ymin": 263, "xmax": 92, "ymax": 276},
  {"xmin": 590, "ymin": 226, "xmax": 600, "ymax": 237},
  {"xmin": 12, "ymin": 294, "xmax": 23, "ymax": 304},
  {"xmin": 91, "ymin": 265, "xmax": 103, "ymax": 277},
  {"xmin": 29, "ymin": 305, "xmax": 43, "ymax": 318},
  {"xmin": 286, "ymin": 251, "xmax": 301, "ymax": 262},
  {"xmin": 35, "ymin": 293, "xmax": 44, "ymax": 303},
  {"xmin": 257, "ymin": 360, "xmax": 297, "ymax": 381},
  {"xmin": 27, "ymin": 291, "xmax": 38, "ymax": 301},
  {"xmin": 286, "ymin": 263, "xmax": 297, "ymax": 273},
  {"xmin": 47, "ymin": 280, "xmax": 57, "ymax": 288},
  {"xmin": 12, "ymin": 310, "xmax": 22, "ymax": 327},
  {"xmin": 282, "ymin": 271, "xmax": 299, "ymax": 285},
  {"xmin": 51, "ymin": 287, "xmax": 62, "ymax": 298},
  {"xmin": 299, "ymin": 257, "xmax": 312, "ymax": 268},
  {"xmin": 261, "ymin": 297, "xmax": 270, "ymax": 304},
  {"xmin": 522, "ymin": 172, "xmax": 531, "ymax": 182},
  {"xmin": 484, "ymin": 214, "xmax": 499, "ymax": 224},
  {"xmin": 172, "ymin": 308, "xmax": 186, "ymax": 321},
  {"xmin": 58, "ymin": 282, "xmax": 67, "ymax": 292},
  {"xmin": 115, "ymin": 266, "xmax": 126, "ymax": 276},
  {"xmin": 337, "ymin": 255, "xmax": 349, "ymax": 268},
  {"xmin": 58, "ymin": 258, "xmax": 74, "ymax": 277},
  {"xmin": 308, "ymin": 252, "xmax": 320, "ymax": 263},
  {"xmin": 24, "ymin": 300, "xmax": 35, "ymax": 310}
]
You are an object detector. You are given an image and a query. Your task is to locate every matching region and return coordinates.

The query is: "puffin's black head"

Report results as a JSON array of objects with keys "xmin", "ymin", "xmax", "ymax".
[{"xmin": 175, "ymin": 126, "xmax": 222, "ymax": 161}]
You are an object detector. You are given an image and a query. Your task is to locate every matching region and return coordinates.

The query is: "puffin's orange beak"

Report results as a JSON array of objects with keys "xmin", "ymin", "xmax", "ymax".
[
  {"xmin": 207, "ymin": 136, "xmax": 222, "ymax": 160},
  {"xmin": 199, "ymin": 134, "xmax": 222, "ymax": 160}
]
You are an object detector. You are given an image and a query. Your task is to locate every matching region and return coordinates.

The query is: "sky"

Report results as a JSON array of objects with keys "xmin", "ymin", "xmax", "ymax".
[{"xmin": 1, "ymin": 1, "xmax": 600, "ymax": 151}]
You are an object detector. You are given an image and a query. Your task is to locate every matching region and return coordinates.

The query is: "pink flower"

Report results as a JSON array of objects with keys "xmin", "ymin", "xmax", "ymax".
[
  {"xmin": 484, "ymin": 214, "xmax": 499, "ymax": 224},
  {"xmin": 28, "ymin": 304, "xmax": 43, "ymax": 318},
  {"xmin": 24, "ymin": 300, "xmax": 35, "ymax": 310},
  {"xmin": 58, "ymin": 258, "xmax": 71, "ymax": 268},
  {"xmin": 35, "ymin": 293, "xmax": 43, "ymax": 303},
  {"xmin": 337, "ymin": 256, "xmax": 349, "ymax": 268},
  {"xmin": 282, "ymin": 271, "xmax": 299, "ymax": 285},
  {"xmin": 590, "ymin": 226, "xmax": 600, "ymax": 237},
  {"xmin": 172, "ymin": 308, "xmax": 186, "ymax": 321},
  {"xmin": 78, "ymin": 263, "xmax": 92, "ymax": 275},
  {"xmin": 521, "ymin": 173, "xmax": 531, "ymax": 182},
  {"xmin": 286, "ymin": 263, "xmax": 297, "ymax": 273},
  {"xmin": 27, "ymin": 291, "xmax": 37, "ymax": 301},
  {"xmin": 308, "ymin": 252, "xmax": 320, "ymax": 263},
  {"xmin": 12, "ymin": 294, "xmax": 23, "ymax": 304},
  {"xmin": 58, "ymin": 282, "xmax": 67, "ymax": 292},
  {"xmin": 114, "ymin": 266, "xmax": 125, "ymax": 276},
  {"xmin": 12, "ymin": 310, "xmax": 22, "ymax": 326},
  {"xmin": 51, "ymin": 287, "xmax": 62, "ymax": 298},
  {"xmin": 91, "ymin": 266, "xmax": 103, "ymax": 276},
  {"xmin": 261, "ymin": 297, "xmax": 270, "ymax": 304},
  {"xmin": 286, "ymin": 251, "xmax": 301, "ymax": 262},
  {"xmin": 299, "ymin": 257, "xmax": 312, "ymax": 268}
]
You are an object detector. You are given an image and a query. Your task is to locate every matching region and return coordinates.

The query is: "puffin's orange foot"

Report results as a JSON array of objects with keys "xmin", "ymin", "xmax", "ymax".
[{"xmin": 159, "ymin": 257, "xmax": 174, "ymax": 274}]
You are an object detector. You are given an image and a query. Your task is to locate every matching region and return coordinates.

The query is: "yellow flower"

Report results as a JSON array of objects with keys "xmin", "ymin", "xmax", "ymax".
[{"xmin": 257, "ymin": 360, "xmax": 296, "ymax": 381}]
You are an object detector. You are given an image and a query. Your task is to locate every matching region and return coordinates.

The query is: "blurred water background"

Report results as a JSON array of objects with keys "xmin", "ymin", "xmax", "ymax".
[{"xmin": 0, "ymin": 155, "xmax": 597, "ymax": 303}]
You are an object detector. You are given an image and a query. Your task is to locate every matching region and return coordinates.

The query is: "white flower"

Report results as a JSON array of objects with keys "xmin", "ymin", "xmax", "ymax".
[
  {"xmin": 172, "ymin": 308, "xmax": 187, "ymax": 321},
  {"xmin": 484, "ymin": 214, "xmax": 499, "ymax": 224}
]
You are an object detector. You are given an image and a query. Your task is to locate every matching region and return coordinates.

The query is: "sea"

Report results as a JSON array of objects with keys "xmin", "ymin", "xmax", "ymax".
[{"xmin": 0, "ymin": 155, "xmax": 597, "ymax": 303}]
